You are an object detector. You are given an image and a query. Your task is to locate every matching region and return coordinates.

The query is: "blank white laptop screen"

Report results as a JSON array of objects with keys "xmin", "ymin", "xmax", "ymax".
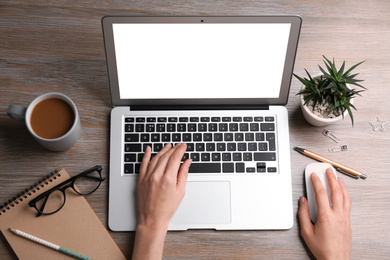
[{"xmin": 112, "ymin": 23, "xmax": 291, "ymax": 99}]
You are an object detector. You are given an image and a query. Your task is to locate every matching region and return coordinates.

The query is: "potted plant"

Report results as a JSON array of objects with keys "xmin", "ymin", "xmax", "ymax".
[{"xmin": 294, "ymin": 56, "xmax": 366, "ymax": 126}]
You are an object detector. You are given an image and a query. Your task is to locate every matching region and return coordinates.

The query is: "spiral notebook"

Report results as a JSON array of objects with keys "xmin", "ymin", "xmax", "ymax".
[{"xmin": 0, "ymin": 169, "xmax": 126, "ymax": 260}]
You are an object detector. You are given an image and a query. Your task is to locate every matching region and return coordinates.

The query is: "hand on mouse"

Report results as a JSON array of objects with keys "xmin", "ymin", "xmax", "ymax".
[
  {"xmin": 298, "ymin": 168, "xmax": 352, "ymax": 260},
  {"xmin": 132, "ymin": 143, "xmax": 192, "ymax": 260}
]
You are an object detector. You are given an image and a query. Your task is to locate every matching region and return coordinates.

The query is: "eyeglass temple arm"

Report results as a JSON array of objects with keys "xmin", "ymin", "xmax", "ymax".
[{"xmin": 36, "ymin": 195, "xmax": 50, "ymax": 217}]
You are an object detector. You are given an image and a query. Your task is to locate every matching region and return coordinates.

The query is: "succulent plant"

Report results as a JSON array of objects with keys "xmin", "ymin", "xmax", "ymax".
[{"xmin": 294, "ymin": 56, "xmax": 366, "ymax": 126}]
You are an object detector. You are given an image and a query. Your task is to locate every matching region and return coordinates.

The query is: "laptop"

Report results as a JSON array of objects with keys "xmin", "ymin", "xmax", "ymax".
[{"xmin": 102, "ymin": 15, "xmax": 301, "ymax": 231}]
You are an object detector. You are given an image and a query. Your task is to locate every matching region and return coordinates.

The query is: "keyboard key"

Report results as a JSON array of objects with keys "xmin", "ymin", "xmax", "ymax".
[
  {"xmin": 256, "ymin": 132, "xmax": 265, "ymax": 141},
  {"xmin": 240, "ymin": 123, "xmax": 249, "ymax": 131},
  {"xmin": 136, "ymin": 118, "xmax": 145, "ymax": 122},
  {"xmin": 233, "ymin": 117, "xmax": 242, "ymax": 122},
  {"xmin": 182, "ymin": 153, "xmax": 189, "ymax": 161},
  {"xmin": 158, "ymin": 117, "xmax": 167, "ymax": 122},
  {"xmin": 151, "ymin": 134, "xmax": 160, "ymax": 142},
  {"xmin": 198, "ymin": 123, "xmax": 207, "ymax": 132},
  {"xmin": 167, "ymin": 124, "xmax": 176, "ymax": 132},
  {"xmin": 238, "ymin": 143, "xmax": 247, "ymax": 151},
  {"xmin": 154, "ymin": 143, "xmax": 163, "ymax": 152},
  {"xmin": 135, "ymin": 164, "xmax": 141, "ymax": 174},
  {"xmin": 248, "ymin": 143, "xmax": 257, "ymax": 151},
  {"xmin": 246, "ymin": 167, "xmax": 256, "ymax": 173},
  {"xmin": 214, "ymin": 133, "xmax": 223, "ymax": 141},
  {"xmin": 146, "ymin": 124, "xmax": 155, "ymax": 132},
  {"xmin": 254, "ymin": 152, "xmax": 276, "ymax": 161},
  {"xmin": 196, "ymin": 143, "xmax": 205, "ymax": 151},
  {"xmin": 201, "ymin": 153, "xmax": 210, "ymax": 161},
  {"xmin": 212, "ymin": 153, "xmax": 221, "ymax": 161},
  {"xmin": 201, "ymin": 117, "xmax": 210, "ymax": 122},
  {"xmin": 222, "ymin": 117, "xmax": 231, "ymax": 122},
  {"xmin": 266, "ymin": 133, "xmax": 276, "ymax": 151},
  {"xmin": 172, "ymin": 134, "xmax": 181, "ymax": 142},
  {"xmin": 206, "ymin": 143, "xmax": 215, "ymax": 151},
  {"xmin": 190, "ymin": 117, "xmax": 199, "ymax": 122},
  {"xmin": 162, "ymin": 134, "xmax": 171, "ymax": 142},
  {"xmin": 236, "ymin": 163, "xmax": 245, "ymax": 173},
  {"xmin": 177, "ymin": 124, "xmax": 186, "ymax": 132},
  {"xmin": 244, "ymin": 117, "xmax": 253, "ymax": 122},
  {"xmin": 168, "ymin": 117, "xmax": 178, "ymax": 122},
  {"xmin": 147, "ymin": 117, "xmax": 156, "ymax": 122},
  {"xmin": 136, "ymin": 124, "xmax": 144, "ymax": 132},
  {"xmin": 259, "ymin": 143, "xmax": 268, "ymax": 151},
  {"xmin": 179, "ymin": 117, "xmax": 188, "ymax": 122},
  {"xmin": 268, "ymin": 167, "xmax": 277, "ymax": 173},
  {"xmin": 189, "ymin": 163, "xmax": 221, "ymax": 173},
  {"xmin": 224, "ymin": 133, "xmax": 233, "ymax": 141},
  {"xmin": 235, "ymin": 133, "xmax": 244, "ymax": 141},
  {"xmin": 125, "ymin": 117, "xmax": 135, "ymax": 122},
  {"xmin": 125, "ymin": 124, "xmax": 134, "ymax": 132},
  {"xmin": 141, "ymin": 134, "xmax": 149, "ymax": 142},
  {"xmin": 265, "ymin": 116, "xmax": 275, "ymax": 122},
  {"xmin": 188, "ymin": 123, "xmax": 197, "ymax": 132},
  {"xmin": 243, "ymin": 153, "xmax": 252, "ymax": 161},
  {"xmin": 124, "ymin": 164, "xmax": 133, "ymax": 174},
  {"xmin": 156, "ymin": 124, "xmax": 165, "ymax": 132},
  {"xmin": 245, "ymin": 133, "xmax": 254, "ymax": 141},
  {"xmin": 227, "ymin": 143, "xmax": 236, "ymax": 151},
  {"xmin": 250, "ymin": 123, "xmax": 259, "ymax": 131},
  {"xmin": 193, "ymin": 133, "xmax": 202, "ymax": 141},
  {"xmin": 125, "ymin": 134, "xmax": 139, "ymax": 142},
  {"xmin": 254, "ymin": 117, "xmax": 264, "ymax": 122},
  {"xmin": 187, "ymin": 143, "xmax": 195, "ymax": 151},
  {"xmin": 233, "ymin": 153, "xmax": 242, "ymax": 161},
  {"xmin": 257, "ymin": 162, "xmax": 266, "ymax": 173},
  {"xmin": 191, "ymin": 153, "xmax": 200, "ymax": 161},
  {"xmin": 208, "ymin": 123, "xmax": 218, "ymax": 131},
  {"xmin": 125, "ymin": 154, "xmax": 136, "ymax": 162},
  {"xmin": 183, "ymin": 133, "xmax": 192, "ymax": 141},
  {"xmin": 219, "ymin": 123, "xmax": 228, "ymax": 131},
  {"xmin": 125, "ymin": 144, "xmax": 142, "ymax": 152},
  {"xmin": 204, "ymin": 133, "xmax": 212, "ymax": 141},
  {"xmin": 211, "ymin": 117, "xmax": 221, "ymax": 122},
  {"xmin": 229, "ymin": 123, "xmax": 239, "ymax": 131},
  {"xmin": 223, "ymin": 163, "xmax": 234, "ymax": 173},
  {"xmin": 261, "ymin": 123, "xmax": 275, "ymax": 131},
  {"xmin": 217, "ymin": 143, "xmax": 226, "ymax": 151},
  {"xmin": 222, "ymin": 153, "xmax": 231, "ymax": 161}
]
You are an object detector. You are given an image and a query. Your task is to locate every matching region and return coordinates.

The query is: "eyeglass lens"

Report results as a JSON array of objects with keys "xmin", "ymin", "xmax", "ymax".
[
  {"xmin": 74, "ymin": 170, "xmax": 102, "ymax": 195},
  {"xmin": 35, "ymin": 189, "xmax": 65, "ymax": 215}
]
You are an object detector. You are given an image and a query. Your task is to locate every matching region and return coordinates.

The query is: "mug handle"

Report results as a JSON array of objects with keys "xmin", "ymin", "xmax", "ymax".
[{"xmin": 7, "ymin": 105, "xmax": 27, "ymax": 123}]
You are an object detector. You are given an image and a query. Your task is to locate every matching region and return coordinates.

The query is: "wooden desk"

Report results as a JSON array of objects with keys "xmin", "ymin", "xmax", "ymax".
[{"xmin": 1, "ymin": 1, "xmax": 389, "ymax": 259}]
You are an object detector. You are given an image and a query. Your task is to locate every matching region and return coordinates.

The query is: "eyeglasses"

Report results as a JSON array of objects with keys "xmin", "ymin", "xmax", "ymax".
[{"xmin": 29, "ymin": 165, "xmax": 105, "ymax": 216}]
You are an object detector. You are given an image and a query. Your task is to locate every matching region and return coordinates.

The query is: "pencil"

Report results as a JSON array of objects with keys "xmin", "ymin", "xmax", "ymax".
[
  {"xmin": 294, "ymin": 147, "xmax": 367, "ymax": 179},
  {"xmin": 8, "ymin": 228, "xmax": 93, "ymax": 260}
]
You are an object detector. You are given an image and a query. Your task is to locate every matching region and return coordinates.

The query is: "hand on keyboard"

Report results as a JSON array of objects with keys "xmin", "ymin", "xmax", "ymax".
[{"xmin": 133, "ymin": 143, "xmax": 192, "ymax": 260}]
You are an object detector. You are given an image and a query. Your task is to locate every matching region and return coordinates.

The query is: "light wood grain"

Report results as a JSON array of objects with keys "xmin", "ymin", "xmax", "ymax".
[{"xmin": 1, "ymin": 0, "xmax": 390, "ymax": 259}]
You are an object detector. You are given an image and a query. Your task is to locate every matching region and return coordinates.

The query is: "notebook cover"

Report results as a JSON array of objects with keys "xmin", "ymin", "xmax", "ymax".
[{"xmin": 0, "ymin": 169, "xmax": 126, "ymax": 260}]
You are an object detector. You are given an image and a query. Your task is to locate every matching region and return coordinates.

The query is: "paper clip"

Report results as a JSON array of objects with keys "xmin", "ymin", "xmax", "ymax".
[
  {"xmin": 369, "ymin": 117, "xmax": 386, "ymax": 132},
  {"xmin": 329, "ymin": 145, "xmax": 348, "ymax": 152},
  {"xmin": 323, "ymin": 129, "xmax": 340, "ymax": 143}
]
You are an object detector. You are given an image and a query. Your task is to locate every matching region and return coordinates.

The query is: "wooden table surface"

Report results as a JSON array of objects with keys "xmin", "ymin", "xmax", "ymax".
[{"xmin": 1, "ymin": 0, "xmax": 389, "ymax": 259}]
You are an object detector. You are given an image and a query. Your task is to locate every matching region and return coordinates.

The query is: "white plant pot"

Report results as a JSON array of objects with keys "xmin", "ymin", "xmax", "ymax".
[{"xmin": 299, "ymin": 84, "xmax": 353, "ymax": 127}]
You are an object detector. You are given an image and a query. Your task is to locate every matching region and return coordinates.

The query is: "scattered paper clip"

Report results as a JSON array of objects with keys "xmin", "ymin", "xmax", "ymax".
[
  {"xmin": 369, "ymin": 117, "xmax": 386, "ymax": 132},
  {"xmin": 323, "ymin": 129, "xmax": 340, "ymax": 143},
  {"xmin": 329, "ymin": 145, "xmax": 348, "ymax": 152}
]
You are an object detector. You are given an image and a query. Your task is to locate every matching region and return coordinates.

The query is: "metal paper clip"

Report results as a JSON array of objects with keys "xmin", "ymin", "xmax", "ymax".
[
  {"xmin": 369, "ymin": 117, "xmax": 386, "ymax": 132},
  {"xmin": 329, "ymin": 145, "xmax": 348, "ymax": 152},
  {"xmin": 323, "ymin": 129, "xmax": 340, "ymax": 143}
]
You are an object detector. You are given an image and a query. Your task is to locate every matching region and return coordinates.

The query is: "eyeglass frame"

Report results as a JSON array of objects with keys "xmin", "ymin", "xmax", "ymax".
[{"xmin": 28, "ymin": 165, "xmax": 105, "ymax": 216}]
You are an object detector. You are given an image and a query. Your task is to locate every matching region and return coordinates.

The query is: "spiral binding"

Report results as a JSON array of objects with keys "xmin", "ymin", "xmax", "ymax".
[{"xmin": 0, "ymin": 170, "xmax": 62, "ymax": 216}]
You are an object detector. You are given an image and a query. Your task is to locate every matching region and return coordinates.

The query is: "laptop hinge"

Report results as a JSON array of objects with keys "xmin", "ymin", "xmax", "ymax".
[{"xmin": 130, "ymin": 105, "xmax": 270, "ymax": 111}]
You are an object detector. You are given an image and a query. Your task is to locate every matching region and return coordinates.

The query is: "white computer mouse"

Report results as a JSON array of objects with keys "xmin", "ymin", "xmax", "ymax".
[{"xmin": 305, "ymin": 162, "xmax": 338, "ymax": 223}]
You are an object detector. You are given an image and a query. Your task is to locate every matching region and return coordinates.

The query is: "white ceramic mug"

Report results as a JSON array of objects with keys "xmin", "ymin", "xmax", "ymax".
[{"xmin": 7, "ymin": 92, "xmax": 81, "ymax": 151}]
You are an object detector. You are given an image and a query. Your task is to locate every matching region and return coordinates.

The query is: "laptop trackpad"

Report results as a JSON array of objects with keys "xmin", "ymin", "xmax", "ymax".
[{"xmin": 172, "ymin": 181, "xmax": 231, "ymax": 226}]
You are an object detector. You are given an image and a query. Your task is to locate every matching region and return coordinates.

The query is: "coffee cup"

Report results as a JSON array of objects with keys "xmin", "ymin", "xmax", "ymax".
[{"xmin": 7, "ymin": 92, "xmax": 81, "ymax": 151}]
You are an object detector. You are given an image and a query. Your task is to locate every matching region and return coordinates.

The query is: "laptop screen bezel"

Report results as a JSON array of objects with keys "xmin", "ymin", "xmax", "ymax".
[{"xmin": 102, "ymin": 16, "xmax": 301, "ymax": 107}]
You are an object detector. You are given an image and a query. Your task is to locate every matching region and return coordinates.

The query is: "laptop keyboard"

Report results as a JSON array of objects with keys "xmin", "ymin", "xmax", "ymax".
[{"xmin": 123, "ymin": 116, "xmax": 278, "ymax": 174}]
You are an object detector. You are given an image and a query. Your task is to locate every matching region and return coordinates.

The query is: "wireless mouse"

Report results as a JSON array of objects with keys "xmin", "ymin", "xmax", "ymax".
[{"xmin": 305, "ymin": 162, "xmax": 338, "ymax": 223}]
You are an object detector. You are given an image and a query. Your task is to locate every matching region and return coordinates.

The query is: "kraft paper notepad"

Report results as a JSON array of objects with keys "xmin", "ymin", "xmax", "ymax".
[{"xmin": 0, "ymin": 169, "xmax": 126, "ymax": 260}]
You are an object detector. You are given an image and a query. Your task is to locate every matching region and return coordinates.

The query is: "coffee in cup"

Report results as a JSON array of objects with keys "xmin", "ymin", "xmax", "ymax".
[{"xmin": 7, "ymin": 92, "xmax": 81, "ymax": 151}]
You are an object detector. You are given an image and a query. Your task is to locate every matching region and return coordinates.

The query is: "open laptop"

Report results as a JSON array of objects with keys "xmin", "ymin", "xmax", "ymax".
[{"xmin": 102, "ymin": 15, "xmax": 301, "ymax": 231}]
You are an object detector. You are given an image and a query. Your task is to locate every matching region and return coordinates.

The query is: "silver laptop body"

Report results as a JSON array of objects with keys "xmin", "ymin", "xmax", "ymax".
[{"xmin": 102, "ymin": 16, "xmax": 301, "ymax": 231}]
